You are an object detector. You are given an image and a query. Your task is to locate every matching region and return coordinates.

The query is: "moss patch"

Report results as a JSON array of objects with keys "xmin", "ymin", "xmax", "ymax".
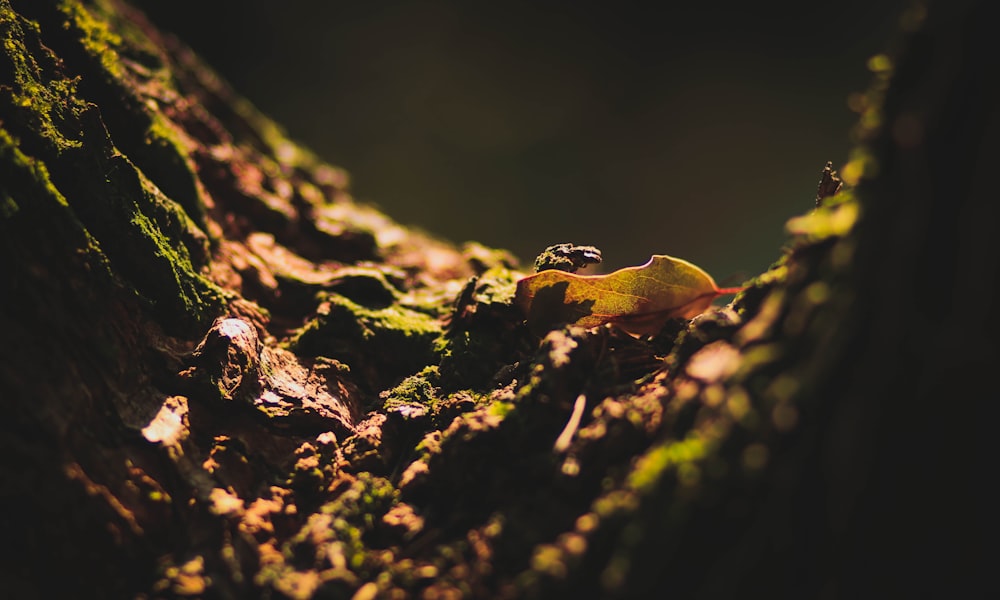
[
  {"xmin": 1, "ymin": 1, "xmax": 225, "ymax": 334},
  {"xmin": 291, "ymin": 292, "xmax": 443, "ymax": 393}
]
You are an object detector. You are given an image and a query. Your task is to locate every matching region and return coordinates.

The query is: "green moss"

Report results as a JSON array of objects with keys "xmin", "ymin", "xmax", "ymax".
[
  {"xmin": 255, "ymin": 474, "xmax": 403, "ymax": 594},
  {"xmin": 0, "ymin": 190, "xmax": 18, "ymax": 218},
  {"xmin": 326, "ymin": 266, "xmax": 403, "ymax": 308},
  {"xmin": 292, "ymin": 292, "xmax": 443, "ymax": 391},
  {"xmin": 474, "ymin": 266, "xmax": 519, "ymax": 303},
  {"xmin": 131, "ymin": 156, "xmax": 210, "ymax": 261},
  {"xmin": 58, "ymin": 0, "xmax": 124, "ymax": 79},
  {"xmin": 3, "ymin": 4, "xmax": 225, "ymax": 333},
  {"xmin": 0, "ymin": 126, "xmax": 110, "ymax": 274},
  {"xmin": 486, "ymin": 400, "xmax": 515, "ymax": 418},
  {"xmin": 380, "ymin": 367, "xmax": 441, "ymax": 412},
  {"xmin": 745, "ymin": 259, "xmax": 788, "ymax": 292},
  {"xmin": 107, "ymin": 155, "xmax": 225, "ymax": 332},
  {"xmin": 592, "ymin": 490, "xmax": 639, "ymax": 519},
  {"xmin": 1, "ymin": 6, "xmax": 88, "ymax": 153},
  {"xmin": 66, "ymin": 0, "xmax": 211, "ymax": 230},
  {"xmin": 135, "ymin": 112, "xmax": 209, "ymax": 230},
  {"xmin": 626, "ymin": 435, "xmax": 710, "ymax": 495},
  {"xmin": 301, "ymin": 475, "xmax": 397, "ymax": 572},
  {"xmin": 437, "ymin": 266, "xmax": 526, "ymax": 391},
  {"xmin": 785, "ymin": 193, "xmax": 860, "ymax": 241}
]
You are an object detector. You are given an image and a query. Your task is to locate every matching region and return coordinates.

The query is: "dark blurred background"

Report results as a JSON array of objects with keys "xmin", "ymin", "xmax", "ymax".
[{"xmin": 130, "ymin": 0, "xmax": 909, "ymax": 278}]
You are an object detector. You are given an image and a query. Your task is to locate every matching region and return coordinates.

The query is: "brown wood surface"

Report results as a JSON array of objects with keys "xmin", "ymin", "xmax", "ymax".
[{"xmin": 1, "ymin": 1, "xmax": 992, "ymax": 597}]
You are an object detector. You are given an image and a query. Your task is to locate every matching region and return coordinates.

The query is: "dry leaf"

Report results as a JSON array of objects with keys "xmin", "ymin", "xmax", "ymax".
[{"xmin": 514, "ymin": 254, "xmax": 738, "ymax": 335}]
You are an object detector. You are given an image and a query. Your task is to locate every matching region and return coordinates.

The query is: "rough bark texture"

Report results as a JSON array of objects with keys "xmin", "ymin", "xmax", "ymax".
[{"xmin": 0, "ymin": 1, "xmax": 992, "ymax": 598}]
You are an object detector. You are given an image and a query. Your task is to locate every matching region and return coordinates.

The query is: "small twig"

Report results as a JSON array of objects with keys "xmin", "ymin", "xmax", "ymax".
[{"xmin": 554, "ymin": 394, "xmax": 588, "ymax": 453}]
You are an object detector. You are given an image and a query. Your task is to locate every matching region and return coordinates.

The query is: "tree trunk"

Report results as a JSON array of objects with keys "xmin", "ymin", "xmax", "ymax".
[{"xmin": 1, "ymin": 1, "xmax": 992, "ymax": 598}]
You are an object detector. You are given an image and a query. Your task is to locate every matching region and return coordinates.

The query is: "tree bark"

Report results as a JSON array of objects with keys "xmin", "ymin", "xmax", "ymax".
[{"xmin": 1, "ymin": 1, "xmax": 992, "ymax": 598}]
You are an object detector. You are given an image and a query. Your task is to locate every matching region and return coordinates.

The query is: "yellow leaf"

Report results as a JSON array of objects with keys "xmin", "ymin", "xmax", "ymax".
[{"xmin": 514, "ymin": 255, "xmax": 732, "ymax": 336}]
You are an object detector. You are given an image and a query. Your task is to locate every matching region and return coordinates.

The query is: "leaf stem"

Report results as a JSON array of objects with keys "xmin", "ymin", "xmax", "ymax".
[{"xmin": 716, "ymin": 287, "xmax": 745, "ymax": 296}]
